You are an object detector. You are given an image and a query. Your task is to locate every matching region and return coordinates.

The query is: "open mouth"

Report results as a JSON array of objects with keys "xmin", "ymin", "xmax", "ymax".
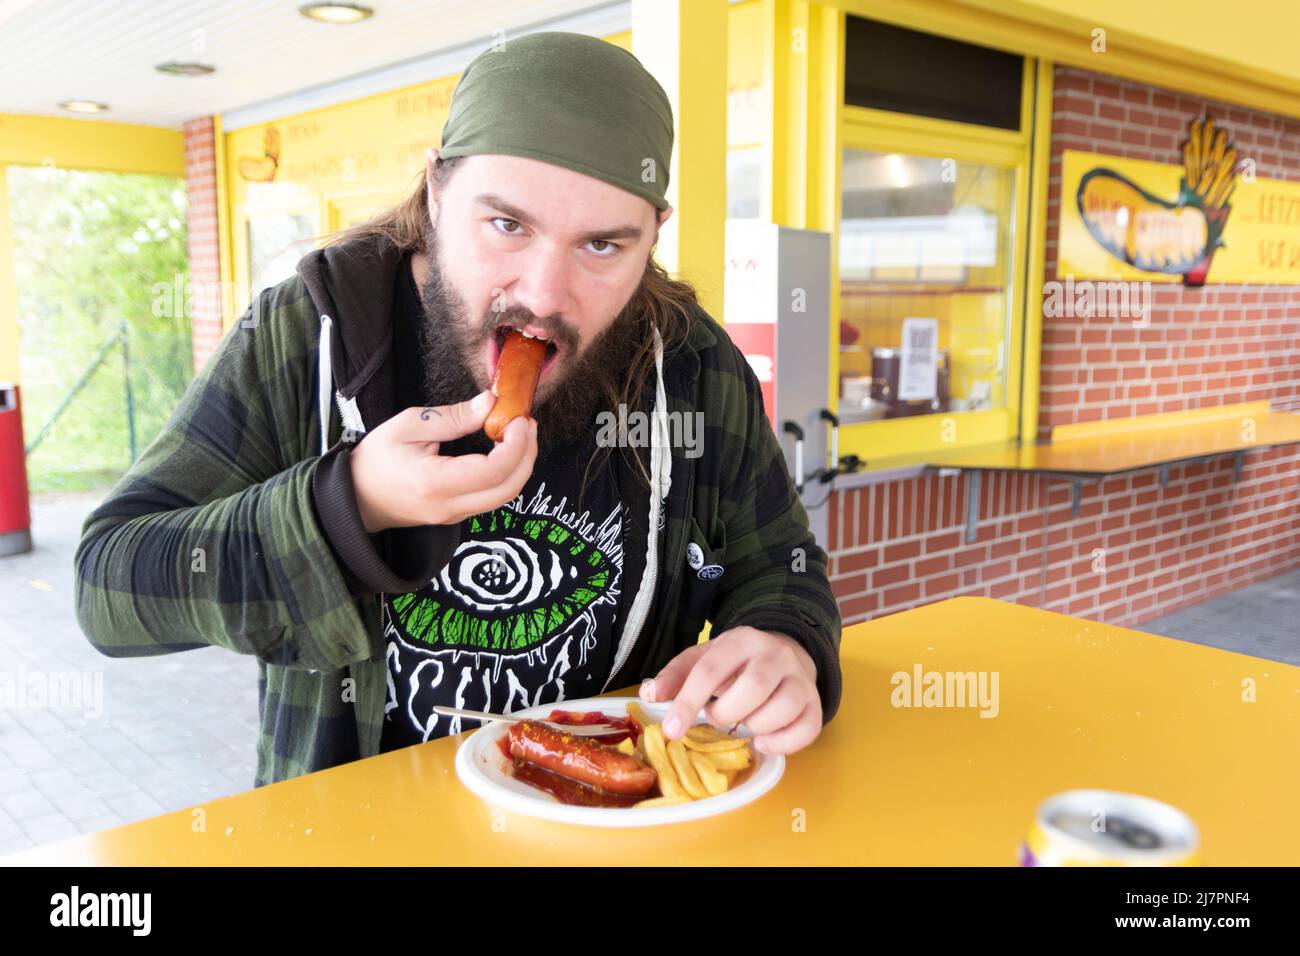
[{"xmin": 489, "ymin": 324, "xmax": 561, "ymax": 387}]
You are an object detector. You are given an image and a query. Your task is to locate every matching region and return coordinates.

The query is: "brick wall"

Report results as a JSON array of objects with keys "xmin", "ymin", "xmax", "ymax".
[
  {"xmin": 1043, "ymin": 67, "xmax": 1300, "ymax": 434},
  {"xmin": 183, "ymin": 117, "xmax": 223, "ymax": 373},
  {"xmin": 826, "ymin": 65, "xmax": 1300, "ymax": 629}
]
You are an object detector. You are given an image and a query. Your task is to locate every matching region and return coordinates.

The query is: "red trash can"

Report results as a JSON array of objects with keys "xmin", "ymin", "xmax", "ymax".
[{"xmin": 0, "ymin": 382, "xmax": 33, "ymax": 556}]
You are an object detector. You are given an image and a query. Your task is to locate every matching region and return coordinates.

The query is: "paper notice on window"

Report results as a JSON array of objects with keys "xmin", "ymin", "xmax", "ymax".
[{"xmin": 898, "ymin": 318, "xmax": 939, "ymax": 402}]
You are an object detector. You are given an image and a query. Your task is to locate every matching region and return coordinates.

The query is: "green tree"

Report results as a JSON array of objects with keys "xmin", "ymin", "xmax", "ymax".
[{"xmin": 9, "ymin": 166, "xmax": 191, "ymax": 492}]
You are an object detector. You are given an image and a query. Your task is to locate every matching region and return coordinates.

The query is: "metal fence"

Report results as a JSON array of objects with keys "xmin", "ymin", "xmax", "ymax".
[{"xmin": 22, "ymin": 324, "xmax": 193, "ymax": 493}]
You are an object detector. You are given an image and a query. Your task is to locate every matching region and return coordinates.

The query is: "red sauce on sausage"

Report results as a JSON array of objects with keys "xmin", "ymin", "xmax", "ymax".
[
  {"xmin": 545, "ymin": 709, "xmax": 643, "ymax": 746},
  {"xmin": 510, "ymin": 761, "xmax": 654, "ymax": 808},
  {"xmin": 493, "ymin": 709, "xmax": 656, "ymax": 806}
]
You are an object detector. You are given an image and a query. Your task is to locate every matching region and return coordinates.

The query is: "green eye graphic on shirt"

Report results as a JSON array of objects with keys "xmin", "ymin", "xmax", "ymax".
[{"xmin": 390, "ymin": 507, "xmax": 617, "ymax": 652}]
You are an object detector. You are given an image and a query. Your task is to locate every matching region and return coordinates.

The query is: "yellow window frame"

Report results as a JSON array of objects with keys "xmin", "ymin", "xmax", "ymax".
[{"xmin": 834, "ymin": 58, "xmax": 1041, "ymax": 464}]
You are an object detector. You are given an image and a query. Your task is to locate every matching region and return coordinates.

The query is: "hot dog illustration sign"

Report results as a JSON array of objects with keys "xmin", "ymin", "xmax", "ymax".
[
  {"xmin": 1074, "ymin": 116, "xmax": 1236, "ymax": 286},
  {"xmin": 1059, "ymin": 116, "xmax": 1300, "ymax": 285}
]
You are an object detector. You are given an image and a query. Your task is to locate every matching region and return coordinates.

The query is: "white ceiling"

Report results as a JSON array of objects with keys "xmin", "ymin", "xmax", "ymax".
[{"xmin": 0, "ymin": 0, "xmax": 625, "ymax": 128}]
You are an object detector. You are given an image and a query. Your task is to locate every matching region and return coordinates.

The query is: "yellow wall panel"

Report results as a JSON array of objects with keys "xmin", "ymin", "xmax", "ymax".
[{"xmin": 0, "ymin": 114, "xmax": 183, "ymax": 175}]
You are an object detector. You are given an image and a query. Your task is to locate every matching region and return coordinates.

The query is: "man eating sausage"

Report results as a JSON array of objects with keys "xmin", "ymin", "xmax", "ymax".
[{"xmin": 74, "ymin": 31, "xmax": 842, "ymax": 787}]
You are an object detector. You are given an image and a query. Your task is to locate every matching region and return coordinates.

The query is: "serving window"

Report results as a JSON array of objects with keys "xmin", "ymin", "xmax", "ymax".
[
  {"xmin": 835, "ymin": 14, "xmax": 1038, "ymax": 461},
  {"xmin": 839, "ymin": 149, "xmax": 1015, "ymax": 421}
]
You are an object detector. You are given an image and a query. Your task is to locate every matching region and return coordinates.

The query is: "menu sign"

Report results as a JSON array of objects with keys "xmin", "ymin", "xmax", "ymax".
[{"xmin": 898, "ymin": 318, "xmax": 938, "ymax": 402}]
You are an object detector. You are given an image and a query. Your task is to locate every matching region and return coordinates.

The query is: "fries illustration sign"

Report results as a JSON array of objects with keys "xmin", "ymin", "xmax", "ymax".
[{"xmin": 1060, "ymin": 116, "xmax": 1300, "ymax": 285}]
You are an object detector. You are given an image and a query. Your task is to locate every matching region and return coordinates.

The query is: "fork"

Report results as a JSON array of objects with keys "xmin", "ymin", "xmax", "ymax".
[{"xmin": 432, "ymin": 705, "xmax": 628, "ymax": 736}]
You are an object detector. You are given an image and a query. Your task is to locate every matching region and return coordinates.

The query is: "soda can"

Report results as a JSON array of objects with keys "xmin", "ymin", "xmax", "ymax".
[{"xmin": 1020, "ymin": 789, "xmax": 1199, "ymax": 866}]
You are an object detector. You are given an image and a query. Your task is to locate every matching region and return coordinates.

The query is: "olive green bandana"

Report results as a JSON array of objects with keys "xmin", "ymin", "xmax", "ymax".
[{"xmin": 438, "ymin": 31, "xmax": 674, "ymax": 210}]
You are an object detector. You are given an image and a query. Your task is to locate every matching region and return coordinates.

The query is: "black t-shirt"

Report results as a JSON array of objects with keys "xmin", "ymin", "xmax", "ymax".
[{"xmin": 380, "ymin": 254, "xmax": 626, "ymax": 750}]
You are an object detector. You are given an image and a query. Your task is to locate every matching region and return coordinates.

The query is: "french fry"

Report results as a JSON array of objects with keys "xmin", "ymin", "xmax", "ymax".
[
  {"xmin": 1210, "ymin": 126, "xmax": 1227, "ymax": 169},
  {"xmin": 625, "ymin": 701, "xmax": 652, "ymax": 763},
  {"xmin": 1196, "ymin": 164, "xmax": 1216, "ymax": 197},
  {"xmin": 625, "ymin": 700, "xmax": 652, "ymax": 730},
  {"xmin": 705, "ymin": 745, "xmax": 753, "ymax": 771},
  {"xmin": 1208, "ymin": 147, "xmax": 1239, "ymax": 208},
  {"xmin": 615, "ymin": 738, "xmax": 636, "ymax": 757},
  {"xmin": 689, "ymin": 750, "xmax": 728, "ymax": 796},
  {"xmin": 633, "ymin": 795, "xmax": 693, "ymax": 809},
  {"xmin": 667, "ymin": 739, "xmax": 709, "ymax": 799},
  {"xmin": 1188, "ymin": 119, "xmax": 1203, "ymax": 184},
  {"xmin": 683, "ymin": 724, "xmax": 734, "ymax": 743},
  {"xmin": 642, "ymin": 723, "xmax": 685, "ymax": 799},
  {"xmin": 682, "ymin": 732, "xmax": 749, "ymax": 753},
  {"xmin": 1213, "ymin": 179, "xmax": 1237, "ymax": 209}
]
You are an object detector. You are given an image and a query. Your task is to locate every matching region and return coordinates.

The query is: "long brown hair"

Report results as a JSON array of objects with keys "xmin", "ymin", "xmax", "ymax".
[{"xmin": 326, "ymin": 156, "xmax": 701, "ymax": 490}]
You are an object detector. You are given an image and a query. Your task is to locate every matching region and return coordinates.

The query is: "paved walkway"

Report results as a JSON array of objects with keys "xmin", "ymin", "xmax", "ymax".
[
  {"xmin": 1, "ymin": 492, "xmax": 1296, "ymax": 856},
  {"xmin": 0, "ymin": 492, "xmax": 259, "ymax": 857},
  {"xmin": 1135, "ymin": 567, "xmax": 1300, "ymax": 666}
]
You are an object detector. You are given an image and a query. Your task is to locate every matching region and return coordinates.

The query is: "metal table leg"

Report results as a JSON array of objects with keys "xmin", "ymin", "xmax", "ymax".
[{"xmin": 965, "ymin": 470, "xmax": 981, "ymax": 544}]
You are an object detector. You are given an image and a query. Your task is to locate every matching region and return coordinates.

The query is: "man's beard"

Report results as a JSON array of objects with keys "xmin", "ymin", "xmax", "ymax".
[{"xmin": 414, "ymin": 223, "xmax": 646, "ymax": 460}]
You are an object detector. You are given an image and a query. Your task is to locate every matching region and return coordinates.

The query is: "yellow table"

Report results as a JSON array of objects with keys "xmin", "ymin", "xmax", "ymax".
[{"xmin": 5, "ymin": 597, "xmax": 1297, "ymax": 866}]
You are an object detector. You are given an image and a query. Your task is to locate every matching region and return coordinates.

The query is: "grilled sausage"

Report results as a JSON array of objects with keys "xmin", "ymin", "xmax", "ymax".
[
  {"xmin": 485, "ymin": 330, "xmax": 547, "ymax": 441},
  {"xmin": 507, "ymin": 721, "xmax": 658, "ymax": 795}
]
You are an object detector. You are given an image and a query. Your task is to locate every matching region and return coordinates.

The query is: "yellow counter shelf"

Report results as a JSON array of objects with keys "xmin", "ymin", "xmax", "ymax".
[
  {"xmin": 4, "ymin": 598, "xmax": 1298, "ymax": 866},
  {"xmin": 929, "ymin": 405, "xmax": 1300, "ymax": 476},
  {"xmin": 906, "ymin": 402, "xmax": 1300, "ymax": 542}
]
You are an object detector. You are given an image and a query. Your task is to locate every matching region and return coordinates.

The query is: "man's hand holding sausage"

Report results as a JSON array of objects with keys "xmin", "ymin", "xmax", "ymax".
[
  {"xmin": 349, "ymin": 389, "xmax": 538, "ymax": 533},
  {"xmin": 640, "ymin": 627, "xmax": 822, "ymax": 756}
]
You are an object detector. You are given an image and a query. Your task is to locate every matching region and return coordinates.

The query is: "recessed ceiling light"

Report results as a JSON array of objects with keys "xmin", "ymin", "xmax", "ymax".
[
  {"xmin": 155, "ymin": 61, "xmax": 216, "ymax": 76},
  {"xmin": 58, "ymin": 100, "xmax": 109, "ymax": 114},
  {"xmin": 299, "ymin": 3, "xmax": 374, "ymax": 24}
]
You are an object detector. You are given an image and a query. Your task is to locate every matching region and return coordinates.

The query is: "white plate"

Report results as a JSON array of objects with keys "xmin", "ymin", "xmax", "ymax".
[{"xmin": 454, "ymin": 696, "xmax": 785, "ymax": 828}]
